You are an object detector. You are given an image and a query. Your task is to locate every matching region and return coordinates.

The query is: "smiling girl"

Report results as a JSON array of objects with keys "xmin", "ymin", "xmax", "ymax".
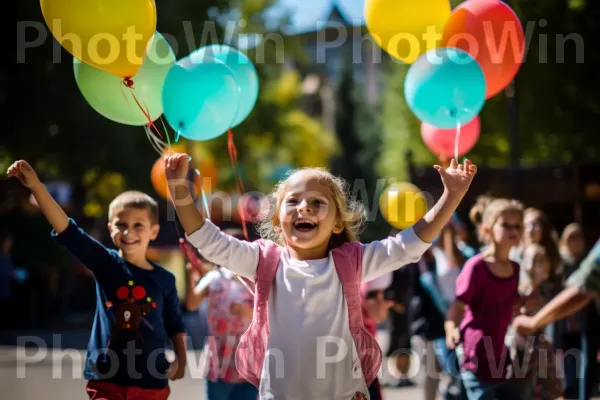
[{"xmin": 165, "ymin": 154, "xmax": 476, "ymax": 400}]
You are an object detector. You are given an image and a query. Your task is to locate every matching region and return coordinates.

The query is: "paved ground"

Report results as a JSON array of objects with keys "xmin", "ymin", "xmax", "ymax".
[
  {"xmin": 0, "ymin": 347, "xmax": 423, "ymax": 399},
  {"xmin": 3, "ymin": 329, "xmax": 599, "ymax": 399}
]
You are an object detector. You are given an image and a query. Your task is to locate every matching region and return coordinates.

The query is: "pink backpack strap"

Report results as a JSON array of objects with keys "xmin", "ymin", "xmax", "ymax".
[
  {"xmin": 235, "ymin": 239, "xmax": 282, "ymax": 388},
  {"xmin": 332, "ymin": 241, "xmax": 383, "ymax": 386},
  {"xmin": 254, "ymin": 240, "xmax": 282, "ymax": 325},
  {"xmin": 331, "ymin": 242, "xmax": 364, "ymax": 329}
]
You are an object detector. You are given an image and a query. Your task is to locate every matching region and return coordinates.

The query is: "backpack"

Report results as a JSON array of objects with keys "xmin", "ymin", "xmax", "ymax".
[{"xmin": 235, "ymin": 240, "xmax": 382, "ymax": 388}]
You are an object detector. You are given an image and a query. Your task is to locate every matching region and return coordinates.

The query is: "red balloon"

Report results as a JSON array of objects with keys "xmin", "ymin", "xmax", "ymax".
[
  {"xmin": 233, "ymin": 193, "xmax": 270, "ymax": 224},
  {"xmin": 132, "ymin": 286, "xmax": 146, "ymax": 300},
  {"xmin": 116, "ymin": 286, "xmax": 129, "ymax": 300},
  {"xmin": 421, "ymin": 117, "xmax": 480, "ymax": 159},
  {"xmin": 442, "ymin": 0, "xmax": 525, "ymax": 98}
]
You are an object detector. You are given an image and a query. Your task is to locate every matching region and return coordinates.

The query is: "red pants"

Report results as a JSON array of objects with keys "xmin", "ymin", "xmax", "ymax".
[{"xmin": 86, "ymin": 381, "xmax": 170, "ymax": 400}]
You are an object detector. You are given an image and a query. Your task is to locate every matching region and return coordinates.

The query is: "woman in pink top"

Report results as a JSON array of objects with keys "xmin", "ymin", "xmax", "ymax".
[{"xmin": 445, "ymin": 199, "xmax": 524, "ymax": 400}]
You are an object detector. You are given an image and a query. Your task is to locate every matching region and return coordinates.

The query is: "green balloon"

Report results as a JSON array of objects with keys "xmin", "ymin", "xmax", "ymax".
[{"xmin": 74, "ymin": 32, "xmax": 176, "ymax": 126}]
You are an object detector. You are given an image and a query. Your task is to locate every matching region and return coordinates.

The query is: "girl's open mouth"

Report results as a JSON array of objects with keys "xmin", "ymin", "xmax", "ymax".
[{"xmin": 294, "ymin": 219, "xmax": 317, "ymax": 232}]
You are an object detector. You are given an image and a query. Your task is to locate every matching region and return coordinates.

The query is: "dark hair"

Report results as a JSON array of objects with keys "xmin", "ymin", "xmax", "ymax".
[
  {"xmin": 524, "ymin": 208, "xmax": 562, "ymax": 293},
  {"xmin": 223, "ymin": 228, "xmax": 246, "ymax": 241},
  {"xmin": 108, "ymin": 191, "xmax": 159, "ymax": 224}
]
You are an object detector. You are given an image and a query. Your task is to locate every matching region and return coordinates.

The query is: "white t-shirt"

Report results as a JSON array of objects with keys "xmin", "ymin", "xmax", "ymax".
[
  {"xmin": 187, "ymin": 221, "xmax": 430, "ymax": 400},
  {"xmin": 431, "ymin": 246, "xmax": 460, "ymax": 304}
]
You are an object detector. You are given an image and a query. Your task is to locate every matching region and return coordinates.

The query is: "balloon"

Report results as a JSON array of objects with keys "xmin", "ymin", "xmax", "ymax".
[
  {"xmin": 162, "ymin": 54, "xmax": 240, "ymax": 141},
  {"xmin": 380, "ymin": 182, "xmax": 428, "ymax": 230},
  {"xmin": 365, "ymin": 0, "xmax": 451, "ymax": 64},
  {"xmin": 74, "ymin": 32, "xmax": 175, "ymax": 126},
  {"xmin": 233, "ymin": 193, "xmax": 270, "ymax": 224},
  {"xmin": 270, "ymin": 163, "xmax": 294, "ymax": 182},
  {"xmin": 421, "ymin": 116, "xmax": 480, "ymax": 159},
  {"xmin": 151, "ymin": 153, "xmax": 217, "ymax": 201},
  {"xmin": 405, "ymin": 48, "xmax": 486, "ymax": 129},
  {"xmin": 41, "ymin": 0, "xmax": 156, "ymax": 78},
  {"xmin": 192, "ymin": 45, "xmax": 259, "ymax": 127},
  {"xmin": 442, "ymin": 0, "xmax": 525, "ymax": 98}
]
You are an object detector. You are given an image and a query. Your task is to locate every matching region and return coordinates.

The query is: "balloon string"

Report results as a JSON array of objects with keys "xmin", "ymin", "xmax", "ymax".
[
  {"xmin": 159, "ymin": 117, "xmax": 175, "ymax": 146},
  {"xmin": 119, "ymin": 81, "xmax": 133, "ymax": 109},
  {"xmin": 194, "ymin": 168, "xmax": 212, "ymax": 219},
  {"xmin": 227, "ymin": 129, "xmax": 249, "ymax": 240},
  {"xmin": 147, "ymin": 127, "xmax": 167, "ymax": 149},
  {"xmin": 144, "ymin": 126, "xmax": 164, "ymax": 155},
  {"xmin": 226, "ymin": 129, "xmax": 255, "ymax": 295},
  {"xmin": 454, "ymin": 120, "xmax": 462, "ymax": 163},
  {"xmin": 123, "ymin": 79, "xmax": 164, "ymax": 140},
  {"xmin": 146, "ymin": 123, "xmax": 168, "ymax": 147},
  {"xmin": 235, "ymin": 275, "xmax": 256, "ymax": 297}
]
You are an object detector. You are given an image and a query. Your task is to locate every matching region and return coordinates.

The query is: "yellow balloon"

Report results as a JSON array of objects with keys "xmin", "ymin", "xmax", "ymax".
[
  {"xmin": 365, "ymin": 0, "xmax": 451, "ymax": 64},
  {"xmin": 380, "ymin": 182, "xmax": 428, "ymax": 229},
  {"xmin": 40, "ymin": 0, "xmax": 157, "ymax": 78}
]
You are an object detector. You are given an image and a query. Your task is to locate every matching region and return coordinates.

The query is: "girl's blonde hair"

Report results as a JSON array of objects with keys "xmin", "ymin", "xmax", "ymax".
[
  {"xmin": 469, "ymin": 194, "xmax": 495, "ymax": 227},
  {"xmin": 480, "ymin": 198, "xmax": 524, "ymax": 243},
  {"xmin": 256, "ymin": 167, "xmax": 366, "ymax": 249},
  {"xmin": 469, "ymin": 194, "xmax": 495, "ymax": 243}
]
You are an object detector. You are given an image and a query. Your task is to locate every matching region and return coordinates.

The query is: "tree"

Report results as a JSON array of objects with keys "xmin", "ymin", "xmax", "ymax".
[
  {"xmin": 331, "ymin": 53, "xmax": 362, "ymax": 182},
  {"xmin": 377, "ymin": 0, "xmax": 600, "ymax": 173},
  {"xmin": 328, "ymin": 51, "xmax": 390, "ymax": 242},
  {"xmin": 378, "ymin": 62, "xmax": 436, "ymax": 181},
  {"xmin": 201, "ymin": 0, "xmax": 337, "ymax": 193},
  {"xmin": 7, "ymin": 0, "xmax": 337, "ymax": 218}
]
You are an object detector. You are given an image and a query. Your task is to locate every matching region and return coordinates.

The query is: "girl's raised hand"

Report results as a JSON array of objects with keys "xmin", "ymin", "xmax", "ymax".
[
  {"xmin": 164, "ymin": 153, "xmax": 190, "ymax": 182},
  {"xmin": 434, "ymin": 159, "xmax": 477, "ymax": 197}
]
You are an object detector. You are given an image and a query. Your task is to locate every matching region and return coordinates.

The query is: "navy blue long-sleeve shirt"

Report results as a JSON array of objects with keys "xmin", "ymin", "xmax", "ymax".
[{"xmin": 53, "ymin": 219, "xmax": 185, "ymax": 389}]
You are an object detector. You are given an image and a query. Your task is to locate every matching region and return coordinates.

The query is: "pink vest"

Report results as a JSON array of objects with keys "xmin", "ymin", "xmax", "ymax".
[{"xmin": 235, "ymin": 240, "xmax": 383, "ymax": 388}]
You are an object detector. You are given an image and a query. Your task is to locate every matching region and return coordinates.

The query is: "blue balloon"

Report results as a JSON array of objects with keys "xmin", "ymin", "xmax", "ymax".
[
  {"xmin": 404, "ymin": 48, "xmax": 486, "ymax": 129},
  {"xmin": 270, "ymin": 163, "xmax": 294, "ymax": 182},
  {"xmin": 162, "ymin": 55, "xmax": 240, "ymax": 141},
  {"xmin": 192, "ymin": 45, "xmax": 259, "ymax": 128}
]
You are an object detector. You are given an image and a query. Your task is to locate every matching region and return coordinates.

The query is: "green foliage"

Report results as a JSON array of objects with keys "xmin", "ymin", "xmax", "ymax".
[
  {"xmin": 378, "ymin": 62, "xmax": 436, "ymax": 181},
  {"xmin": 7, "ymin": 0, "xmax": 336, "ymax": 218},
  {"xmin": 378, "ymin": 0, "xmax": 600, "ymax": 171},
  {"xmin": 330, "ymin": 54, "xmax": 391, "ymax": 241}
]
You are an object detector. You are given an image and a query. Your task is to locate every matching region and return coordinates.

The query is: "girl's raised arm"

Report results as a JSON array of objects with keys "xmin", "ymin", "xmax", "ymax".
[
  {"xmin": 166, "ymin": 153, "xmax": 260, "ymax": 279},
  {"xmin": 186, "ymin": 221, "xmax": 259, "ymax": 279}
]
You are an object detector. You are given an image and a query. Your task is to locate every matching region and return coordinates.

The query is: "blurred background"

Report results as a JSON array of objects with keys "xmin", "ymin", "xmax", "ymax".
[{"xmin": 3, "ymin": 0, "xmax": 600, "ymax": 398}]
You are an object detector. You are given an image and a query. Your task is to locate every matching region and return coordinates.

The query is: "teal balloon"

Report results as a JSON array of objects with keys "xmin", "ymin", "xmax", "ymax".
[
  {"xmin": 192, "ymin": 45, "xmax": 259, "ymax": 127},
  {"xmin": 74, "ymin": 32, "xmax": 175, "ymax": 126},
  {"xmin": 404, "ymin": 48, "xmax": 486, "ymax": 129},
  {"xmin": 162, "ymin": 53, "xmax": 240, "ymax": 141},
  {"xmin": 270, "ymin": 163, "xmax": 294, "ymax": 182}
]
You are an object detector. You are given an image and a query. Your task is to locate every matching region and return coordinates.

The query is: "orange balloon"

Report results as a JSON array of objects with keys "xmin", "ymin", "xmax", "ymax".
[
  {"xmin": 151, "ymin": 156, "xmax": 217, "ymax": 200},
  {"xmin": 442, "ymin": 0, "xmax": 525, "ymax": 98}
]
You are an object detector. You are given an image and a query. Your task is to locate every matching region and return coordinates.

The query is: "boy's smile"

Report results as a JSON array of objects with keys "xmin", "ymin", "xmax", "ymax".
[{"xmin": 108, "ymin": 207, "xmax": 159, "ymax": 261}]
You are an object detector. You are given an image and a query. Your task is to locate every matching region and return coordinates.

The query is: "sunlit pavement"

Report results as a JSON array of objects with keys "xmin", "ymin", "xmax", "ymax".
[
  {"xmin": 2, "ymin": 331, "xmax": 598, "ymax": 399},
  {"xmin": 1, "ymin": 347, "xmax": 423, "ymax": 399}
]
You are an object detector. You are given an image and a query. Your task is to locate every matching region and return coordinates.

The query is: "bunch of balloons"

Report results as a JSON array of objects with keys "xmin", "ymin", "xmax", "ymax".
[
  {"xmin": 365, "ymin": 0, "xmax": 525, "ymax": 160},
  {"xmin": 42, "ymin": 0, "xmax": 259, "ymax": 140},
  {"xmin": 366, "ymin": 0, "xmax": 524, "ymax": 228}
]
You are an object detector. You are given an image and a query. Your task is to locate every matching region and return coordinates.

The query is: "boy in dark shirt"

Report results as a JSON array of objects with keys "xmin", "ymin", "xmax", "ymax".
[{"xmin": 8, "ymin": 160, "xmax": 186, "ymax": 399}]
